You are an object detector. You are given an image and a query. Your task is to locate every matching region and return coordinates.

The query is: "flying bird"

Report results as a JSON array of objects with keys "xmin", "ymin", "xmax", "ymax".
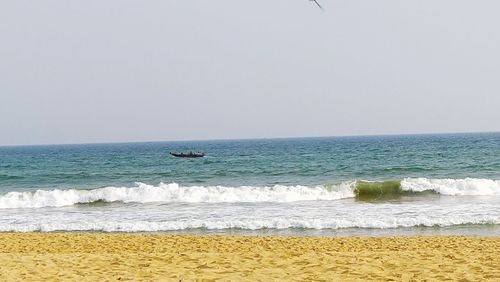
[{"xmin": 310, "ymin": 0, "xmax": 324, "ymax": 10}]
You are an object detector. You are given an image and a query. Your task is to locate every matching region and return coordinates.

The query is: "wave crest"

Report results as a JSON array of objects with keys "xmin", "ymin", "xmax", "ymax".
[
  {"xmin": 1, "ymin": 178, "xmax": 499, "ymax": 209},
  {"xmin": 0, "ymin": 182, "xmax": 355, "ymax": 209},
  {"xmin": 354, "ymin": 178, "xmax": 500, "ymax": 199},
  {"xmin": 401, "ymin": 178, "xmax": 500, "ymax": 195}
]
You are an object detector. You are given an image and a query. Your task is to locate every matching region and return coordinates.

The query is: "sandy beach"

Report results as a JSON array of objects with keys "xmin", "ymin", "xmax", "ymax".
[{"xmin": 0, "ymin": 234, "xmax": 497, "ymax": 281}]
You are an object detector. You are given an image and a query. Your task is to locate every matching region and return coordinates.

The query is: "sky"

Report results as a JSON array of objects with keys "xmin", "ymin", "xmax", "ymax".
[{"xmin": 1, "ymin": 0, "xmax": 499, "ymax": 146}]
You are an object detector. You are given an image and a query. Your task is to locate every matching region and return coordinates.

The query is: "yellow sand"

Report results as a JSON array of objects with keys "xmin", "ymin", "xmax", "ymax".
[{"xmin": 0, "ymin": 233, "xmax": 498, "ymax": 281}]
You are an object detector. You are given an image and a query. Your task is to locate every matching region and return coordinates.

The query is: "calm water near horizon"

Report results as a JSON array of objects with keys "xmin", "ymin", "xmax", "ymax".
[{"xmin": 0, "ymin": 133, "xmax": 499, "ymax": 236}]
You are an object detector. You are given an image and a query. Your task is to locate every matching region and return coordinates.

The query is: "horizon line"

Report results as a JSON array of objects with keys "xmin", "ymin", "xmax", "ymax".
[{"xmin": 1, "ymin": 130, "xmax": 499, "ymax": 148}]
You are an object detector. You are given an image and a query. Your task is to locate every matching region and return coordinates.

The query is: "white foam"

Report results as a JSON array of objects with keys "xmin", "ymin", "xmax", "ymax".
[
  {"xmin": 2, "ymin": 178, "xmax": 499, "ymax": 210},
  {"xmin": 0, "ymin": 182, "xmax": 355, "ymax": 209},
  {"xmin": 0, "ymin": 215, "xmax": 498, "ymax": 232},
  {"xmin": 401, "ymin": 178, "xmax": 500, "ymax": 195}
]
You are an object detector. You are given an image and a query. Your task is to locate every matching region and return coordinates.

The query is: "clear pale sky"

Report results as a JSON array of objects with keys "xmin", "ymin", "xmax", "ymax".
[{"xmin": 1, "ymin": 1, "xmax": 499, "ymax": 146}]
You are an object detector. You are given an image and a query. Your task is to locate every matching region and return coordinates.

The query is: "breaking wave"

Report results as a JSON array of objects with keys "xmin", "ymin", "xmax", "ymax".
[
  {"xmin": 401, "ymin": 178, "xmax": 500, "ymax": 195},
  {"xmin": 0, "ymin": 182, "xmax": 355, "ymax": 209},
  {"xmin": 0, "ymin": 178, "xmax": 499, "ymax": 209},
  {"xmin": 355, "ymin": 178, "xmax": 500, "ymax": 199}
]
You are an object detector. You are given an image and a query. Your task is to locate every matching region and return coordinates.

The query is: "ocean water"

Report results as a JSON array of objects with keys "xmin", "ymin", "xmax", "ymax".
[{"xmin": 0, "ymin": 133, "xmax": 499, "ymax": 236}]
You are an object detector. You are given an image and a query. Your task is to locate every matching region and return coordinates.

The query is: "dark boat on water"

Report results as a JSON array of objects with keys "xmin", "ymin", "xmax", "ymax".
[{"xmin": 170, "ymin": 151, "xmax": 205, "ymax": 158}]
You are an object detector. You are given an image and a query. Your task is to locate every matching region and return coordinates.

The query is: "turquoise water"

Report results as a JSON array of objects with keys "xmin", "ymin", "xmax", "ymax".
[
  {"xmin": 2, "ymin": 133, "xmax": 499, "ymax": 189},
  {"xmin": 0, "ymin": 133, "xmax": 499, "ymax": 235}
]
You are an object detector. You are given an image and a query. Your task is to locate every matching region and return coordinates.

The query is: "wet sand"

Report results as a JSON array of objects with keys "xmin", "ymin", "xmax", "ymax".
[{"xmin": 0, "ymin": 233, "xmax": 498, "ymax": 281}]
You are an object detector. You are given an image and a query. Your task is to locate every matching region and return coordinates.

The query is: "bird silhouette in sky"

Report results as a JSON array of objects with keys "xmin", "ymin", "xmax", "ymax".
[{"xmin": 310, "ymin": 0, "xmax": 324, "ymax": 10}]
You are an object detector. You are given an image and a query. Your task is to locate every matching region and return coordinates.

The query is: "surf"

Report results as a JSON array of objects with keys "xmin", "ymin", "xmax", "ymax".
[
  {"xmin": 0, "ymin": 182, "xmax": 355, "ymax": 209},
  {"xmin": 354, "ymin": 178, "xmax": 500, "ymax": 200},
  {"xmin": 1, "ymin": 178, "xmax": 498, "ymax": 209}
]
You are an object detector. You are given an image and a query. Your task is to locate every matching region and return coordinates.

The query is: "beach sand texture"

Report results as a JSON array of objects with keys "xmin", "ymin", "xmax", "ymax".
[{"xmin": 0, "ymin": 233, "xmax": 498, "ymax": 281}]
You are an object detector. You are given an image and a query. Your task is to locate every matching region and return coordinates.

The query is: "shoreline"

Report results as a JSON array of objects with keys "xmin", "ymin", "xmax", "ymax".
[{"xmin": 0, "ymin": 233, "xmax": 498, "ymax": 281}]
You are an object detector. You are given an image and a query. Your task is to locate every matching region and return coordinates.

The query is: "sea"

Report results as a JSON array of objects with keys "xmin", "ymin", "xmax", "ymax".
[{"xmin": 0, "ymin": 133, "xmax": 499, "ymax": 236}]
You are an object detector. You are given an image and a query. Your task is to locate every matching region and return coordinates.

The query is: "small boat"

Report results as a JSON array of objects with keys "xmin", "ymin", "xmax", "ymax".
[{"xmin": 170, "ymin": 151, "xmax": 205, "ymax": 158}]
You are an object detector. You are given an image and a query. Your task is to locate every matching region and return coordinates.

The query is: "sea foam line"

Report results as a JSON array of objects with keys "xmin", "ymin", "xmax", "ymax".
[{"xmin": 1, "ymin": 216, "xmax": 498, "ymax": 232}]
